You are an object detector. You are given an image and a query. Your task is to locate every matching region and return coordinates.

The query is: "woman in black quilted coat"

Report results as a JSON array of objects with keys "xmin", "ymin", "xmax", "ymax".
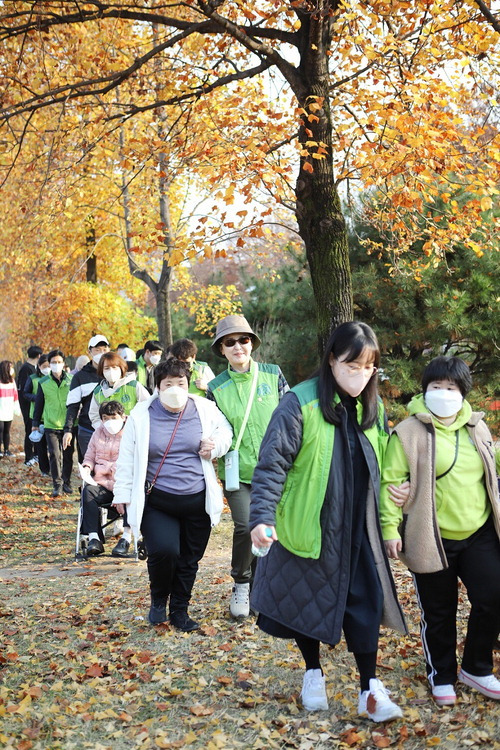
[{"xmin": 249, "ymin": 322, "xmax": 406, "ymax": 722}]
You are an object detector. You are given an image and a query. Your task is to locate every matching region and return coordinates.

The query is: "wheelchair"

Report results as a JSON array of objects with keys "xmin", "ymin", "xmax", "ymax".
[{"xmin": 75, "ymin": 483, "xmax": 145, "ymax": 562}]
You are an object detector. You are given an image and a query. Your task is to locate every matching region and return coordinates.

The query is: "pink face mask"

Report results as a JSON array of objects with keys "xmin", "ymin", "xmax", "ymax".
[{"xmin": 330, "ymin": 356, "xmax": 377, "ymax": 398}]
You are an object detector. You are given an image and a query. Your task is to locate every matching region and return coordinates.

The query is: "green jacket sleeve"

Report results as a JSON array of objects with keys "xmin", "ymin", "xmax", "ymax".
[{"xmin": 380, "ymin": 433, "xmax": 409, "ymax": 541}]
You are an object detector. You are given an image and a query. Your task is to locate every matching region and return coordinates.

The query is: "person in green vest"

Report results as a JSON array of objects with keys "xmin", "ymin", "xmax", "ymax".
[
  {"xmin": 249, "ymin": 322, "xmax": 406, "ymax": 722},
  {"xmin": 23, "ymin": 354, "xmax": 51, "ymax": 477},
  {"xmin": 32, "ymin": 349, "xmax": 74, "ymax": 497},
  {"xmin": 170, "ymin": 338, "xmax": 216, "ymax": 397},
  {"xmin": 206, "ymin": 315, "xmax": 289, "ymax": 620},
  {"xmin": 136, "ymin": 340, "xmax": 164, "ymax": 394},
  {"xmin": 88, "ymin": 352, "xmax": 149, "ymax": 428}
]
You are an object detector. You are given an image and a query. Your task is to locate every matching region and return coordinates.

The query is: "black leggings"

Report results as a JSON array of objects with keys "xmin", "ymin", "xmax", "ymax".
[
  {"xmin": 295, "ymin": 635, "xmax": 377, "ymax": 691},
  {"xmin": 0, "ymin": 420, "xmax": 12, "ymax": 452},
  {"xmin": 141, "ymin": 487, "xmax": 211, "ymax": 613}
]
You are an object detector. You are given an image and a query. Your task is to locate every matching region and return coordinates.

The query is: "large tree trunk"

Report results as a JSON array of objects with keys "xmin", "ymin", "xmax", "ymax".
[
  {"xmin": 156, "ymin": 283, "xmax": 172, "ymax": 348},
  {"xmin": 85, "ymin": 214, "xmax": 97, "ymax": 283},
  {"xmin": 293, "ymin": 3, "xmax": 353, "ymax": 353}
]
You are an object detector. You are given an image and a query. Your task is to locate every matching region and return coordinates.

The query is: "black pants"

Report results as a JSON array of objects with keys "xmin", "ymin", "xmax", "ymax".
[
  {"xmin": 141, "ymin": 487, "xmax": 211, "ymax": 613},
  {"xmin": 20, "ymin": 402, "xmax": 33, "ymax": 461},
  {"xmin": 35, "ymin": 433, "xmax": 50, "ymax": 475},
  {"xmin": 413, "ymin": 517, "xmax": 500, "ymax": 686},
  {"xmin": 45, "ymin": 429, "xmax": 74, "ymax": 488},
  {"xmin": 81, "ymin": 485, "xmax": 119, "ymax": 540},
  {"xmin": 0, "ymin": 420, "xmax": 12, "ymax": 452},
  {"xmin": 81, "ymin": 484, "xmax": 130, "ymax": 539}
]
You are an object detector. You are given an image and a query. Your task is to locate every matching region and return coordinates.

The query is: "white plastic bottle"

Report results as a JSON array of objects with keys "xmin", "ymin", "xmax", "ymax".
[{"xmin": 251, "ymin": 527, "xmax": 273, "ymax": 557}]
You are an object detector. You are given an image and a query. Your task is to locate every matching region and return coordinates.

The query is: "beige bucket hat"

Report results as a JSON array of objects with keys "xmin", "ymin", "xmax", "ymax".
[{"xmin": 211, "ymin": 315, "xmax": 261, "ymax": 358}]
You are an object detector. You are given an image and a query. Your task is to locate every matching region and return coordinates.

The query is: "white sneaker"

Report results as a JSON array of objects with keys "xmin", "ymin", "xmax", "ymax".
[
  {"xmin": 358, "ymin": 678, "xmax": 403, "ymax": 722},
  {"xmin": 458, "ymin": 669, "xmax": 500, "ymax": 700},
  {"xmin": 230, "ymin": 583, "xmax": 250, "ymax": 618},
  {"xmin": 432, "ymin": 684, "xmax": 456, "ymax": 706},
  {"xmin": 300, "ymin": 669, "xmax": 328, "ymax": 711}
]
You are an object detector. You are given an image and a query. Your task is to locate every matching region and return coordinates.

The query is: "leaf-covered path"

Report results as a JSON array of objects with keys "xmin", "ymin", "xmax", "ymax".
[{"xmin": 0, "ymin": 440, "xmax": 499, "ymax": 749}]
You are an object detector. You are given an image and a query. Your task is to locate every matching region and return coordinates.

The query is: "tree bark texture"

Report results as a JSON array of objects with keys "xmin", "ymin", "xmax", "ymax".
[{"xmin": 293, "ymin": 5, "xmax": 353, "ymax": 353}]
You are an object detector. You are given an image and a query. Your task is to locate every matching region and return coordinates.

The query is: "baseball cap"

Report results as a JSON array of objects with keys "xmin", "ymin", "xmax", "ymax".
[{"xmin": 88, "ymin": 335, "xmax": 110, "ymax": 348}]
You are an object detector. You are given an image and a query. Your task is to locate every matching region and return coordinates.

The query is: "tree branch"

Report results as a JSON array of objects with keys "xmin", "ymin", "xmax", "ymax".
[{"xmin": 473, "ymin": 0, "xmax": 500, "ymax": 33}]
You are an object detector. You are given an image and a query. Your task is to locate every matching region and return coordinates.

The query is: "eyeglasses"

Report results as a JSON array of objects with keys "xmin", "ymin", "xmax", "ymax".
[
  {"xmin": 222, "ymin": 336, "xmax": 252, "ymax": 348},
  {"xmin": 338, "ymin": 361, "xmax": 378, "ymax": 377}
]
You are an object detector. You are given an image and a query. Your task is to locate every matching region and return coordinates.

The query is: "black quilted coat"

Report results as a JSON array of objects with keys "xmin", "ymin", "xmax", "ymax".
[{"xmin": 249, "ymin": 391, "xmax": 407, "ymax": 645}]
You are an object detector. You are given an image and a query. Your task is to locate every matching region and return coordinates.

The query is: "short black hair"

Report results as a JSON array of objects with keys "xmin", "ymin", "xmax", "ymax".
[
  {"xmin": 154, "ymin": 358, "xmax": 191, "ymax": 388},
  {"xmin": 47, "ymin": 349, "xmax": 65, "ymax": 362},
  {"xmin": 422, "ymin": 356, "xmax": 472, "ymax": 397},
  {"xmin": 99, "ymin": 400, "xmax": 125, "ymax": 418},
  {"xmin": 144, "ymin": 340, "xmax": 163, "ymax": 353},
  {"xmin": 27, "ymin": 345, "xmax": 43, "ymax": 359},
  {"xmin": 117, "ymin": 343, "xmax": 129, "ymax": 349},
  {"xmin": 171, "ymin": 338, "xmax": 197, "ymax": 360}
]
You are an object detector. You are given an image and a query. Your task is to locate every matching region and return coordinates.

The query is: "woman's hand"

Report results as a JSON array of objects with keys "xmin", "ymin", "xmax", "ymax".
[
  {"xmin": 113, "ymin": 503, "xmax": 125, "ymax": 516},
  {"xmin": 387, "ymin": 480, "xmax": 410, "ymax": 507},
  {"xmin": 251, "ymin": 524, "xmax": 278, "ymax": 549},
  {"xmin": 199, "ymin": 438, "xmax": 215, "ymax": 459},
  {"xmin": 384, "ymin": 539, "xmax": 402, "ymax": 559}
]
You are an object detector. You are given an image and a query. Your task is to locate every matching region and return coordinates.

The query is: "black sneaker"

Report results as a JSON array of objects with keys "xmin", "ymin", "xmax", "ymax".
[
  {"xmin": 3, "ymin": 450, "xmax": 13, "ymax": 457},
  {"xmin": 111, "ymin": 538, "xmax": 130, "ymax": 558},
  {"xmin": 169, "ymin": 610, "xmax": 200, "ymax": 632},
  {"xmin": 148, "ymin": 597, "xmax": 167, "ymax": 625},
  {"xmin": 63, "ymin": 483, "xmax": 73, "ymax": 494},
  {"xmin": 52, "ymin": 485, "xmax": 62, "ymax": 497}
]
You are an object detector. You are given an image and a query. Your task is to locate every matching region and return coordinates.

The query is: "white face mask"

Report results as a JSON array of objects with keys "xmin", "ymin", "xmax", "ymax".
[
  {"xmin": 103, "ymin": 367, "xmax": 122, "ymax": 384},
  {"xmin": 50, "ymin": 362, "xmax": 64, "ymax": 375},
  {"xmin": 424, "ymin": 389, "xmax": 463, "ymax": 418},
  {"xmin": 93, "ymin": 353, "xmax": 104, "ymax": 365},
  {"xmin": 159, "ymin": 385, "xmax": 188, "ymax": 410},
  {"xmin": 103, "ymin": 418, "xmax": 124, "ymax": 435},
  {"xmin": 149, "ymin": 353, "xmax": 162, "ymax": 366},
  {"xmin": 40, "ymin": 368, "xmax": 50, "ymax": 377}
]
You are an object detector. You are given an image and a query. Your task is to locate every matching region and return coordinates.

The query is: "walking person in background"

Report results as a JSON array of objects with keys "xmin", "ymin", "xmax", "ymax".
[
  {"xmin": 170, "ymin": 338, "xmax": 216, "ymax": 397},
  {"xmin": 16, "ymin": 345, "xmax": 42, "ymax": 466},
  {"xmin": 23, "ymin": 355, "xmax": 51, "ymax": 477},
  {"xmin": 249, "ymin": 322, "xmax": 406, "ymax": 721},
  {"xmin": 113, "ymin": 359, "xmax": 232, "ymax": 631},
  {"xmin": 32, "ymin": 349, "xmax": 74, "ymax": 497},
  {"xmin": 381, "ymin": 356, "xmax": 500, "ymax": 706},
  {"xmin": 62, "ymin": 335, "xmax": 110, "ymax": 460},
  {"xmin": 136, "ymin": 340, "xmax": 164, "ymax": 394},
  {"xmin": 0, "ymin": 360, "xmax": 21, "ymax": 458},
  {"xmin": 88, "ymin": 352, "xmax": 149, "ymax": 428},
  {"xmin": 207, "ymin": 315, "xmax": 289, "ymax": 620}
]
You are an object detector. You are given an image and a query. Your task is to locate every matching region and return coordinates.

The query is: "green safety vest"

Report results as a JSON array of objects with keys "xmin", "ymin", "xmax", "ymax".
[
  {"xmin": 188, "ymin": 360, "xmax": 211, "ymax": 398},
  {"xmin": 29, "ymin": 373, "xmax": 43, "ymax": 419},
  {"xmin": 136, "ymin": 356, "xmax": 147, "ymax": 388},
  {"xmin": 209, "ymin": 359, "xmax": 280, "ymax": 483},
  {"xmin": 93, "ymin": 381, "xmax": 139, "ymax": 415},
  {"xmin": 40, "ymin": 372, "xmax": 72, "ymax": 430},
  {"xmin": 275, "ymin": 377, "xmax": 388, "ymax": 559}
]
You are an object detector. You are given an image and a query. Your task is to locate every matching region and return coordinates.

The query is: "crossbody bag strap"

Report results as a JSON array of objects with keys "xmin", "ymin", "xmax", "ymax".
[
  {"xmin": 233, "ymin": 363, "xmax": 259, "ymax": 452},
  {"xmin": 436, "ymin": 430, "xmax": 459, "ymax": 481},
  {"xmin": 146, "ymin": 404, "xmax": 186, "ymax": 495}
]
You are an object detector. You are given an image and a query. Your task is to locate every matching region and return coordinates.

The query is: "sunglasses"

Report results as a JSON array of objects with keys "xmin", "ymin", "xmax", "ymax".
[{"xmin": 222, "ymin": 335, "xmax": 252, "ymax": 348}]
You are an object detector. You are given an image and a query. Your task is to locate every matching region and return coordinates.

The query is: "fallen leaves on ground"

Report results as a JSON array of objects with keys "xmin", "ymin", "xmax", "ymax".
[{"xmin": 0, "ymin": 427, "xmax": 499, "ymax": 749}]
